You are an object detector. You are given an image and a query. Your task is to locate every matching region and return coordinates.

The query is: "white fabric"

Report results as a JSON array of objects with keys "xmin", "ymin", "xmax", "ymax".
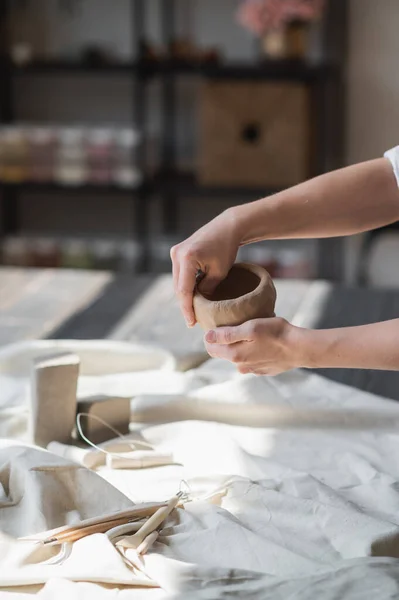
[{"xmin": 3, "ymin": 340, "xmax": 399, "ymax": 598}]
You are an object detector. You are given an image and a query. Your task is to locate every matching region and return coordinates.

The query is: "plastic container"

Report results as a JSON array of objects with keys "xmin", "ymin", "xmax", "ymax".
[
  {"xmin": 120, "ymin": 240, "xmax": 141, "ymax": 272},
  {"xmin": 276, "ymin": 249, "xmax": 312, "ymax": 279},
  {"xmin": 1, "ymin": 237, "xmax": 32, "ymax": 266},
  {"xmin": 246, "ymin": 244, "xmax": 278, "ymax": 278},
  {"xmin": 0, "ymin": 127, "xmax": 29, "ymax": 183},
  {"xmin": 31, "ymin": 238, "xmax": 61, "ymax": 268},
  {"xmin": 113, "ymin": 128, "xmax": 141, "ymax": 188},
  {"xmin": 0, "ymin": 129, "xmax": 5, "ymax": 181},
  {"xmin": 28, "ymin": 127, "xmax": 56, "ymax": 182},
  {"xmin": 61, "ymin": 239, "xmax": 93, "ymax": 269},
  {"xmin": 91, "ymin": 239, "xmax": 119, "ymax": 270},
  {"xmin": 56, "ymin": 128, "xmax": 87, "ymax": 186},
  {"xmin": 150, "ymin": 236, "xmax": 179, "ymax": 272},
  {"xmin": 86, "ymin": 128, "xmax": 114, "ymax": 185}
]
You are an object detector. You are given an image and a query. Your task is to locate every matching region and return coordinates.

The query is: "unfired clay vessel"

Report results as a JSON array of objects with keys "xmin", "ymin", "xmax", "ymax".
[{"xmin": 193, "ymin": 262, "xmax": 276, "ymax": 330}]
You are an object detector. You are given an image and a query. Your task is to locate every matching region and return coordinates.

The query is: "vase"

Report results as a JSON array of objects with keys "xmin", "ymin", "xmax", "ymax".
[
  {"xmin": 261, "ymin": 29, "xmax": 287, "ymax": 59},
  {"xmin": 193, "ymin": 262, "xmax": 276, "ymax": 330},
  {"xmin": 286, "ymin": 21, "xmax": 310, "ymax": 59}
]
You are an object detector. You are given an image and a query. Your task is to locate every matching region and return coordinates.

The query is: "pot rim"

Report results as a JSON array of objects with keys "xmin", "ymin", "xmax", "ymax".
[{"xmin": 195, "ymin": 262, "xmax": 270, "ymax": 305}]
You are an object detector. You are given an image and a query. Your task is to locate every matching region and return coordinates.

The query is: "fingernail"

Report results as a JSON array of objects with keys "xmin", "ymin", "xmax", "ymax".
[
  {"xmin": 185, "ymin": 319, "xmax": 194, "ymax": 328},
  {"xmin": 205, "ymin": 330, "xmax": 216, "ymax": 343}
]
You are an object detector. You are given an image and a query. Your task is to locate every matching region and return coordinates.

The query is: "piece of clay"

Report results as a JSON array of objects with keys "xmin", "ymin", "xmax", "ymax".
[
  {"xmin": 77, "ymin": 394, "xmax": 131, "ymax": 444},
  {"xmin": 30, "ymin": 352, "xmax": 80, "ymax": 447},
  {"xmin": 193, "ymin": 262, "xmax": 276, "ymax": 330}
]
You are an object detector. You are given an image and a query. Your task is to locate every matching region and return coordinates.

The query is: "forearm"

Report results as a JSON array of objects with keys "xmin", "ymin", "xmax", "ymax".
[
  {"xmin": 230, "ymin": 158, "xmax": 399, "ymax": 244},
  {"xmin": 296, "ymin": 319, "xmax": 399, "ymax": 371}
]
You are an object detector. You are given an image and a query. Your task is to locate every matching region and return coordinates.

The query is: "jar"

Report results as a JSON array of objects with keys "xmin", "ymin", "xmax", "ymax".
[
  {"xmin": 286, "ymin": 21, "xmax": 310, "ymax": 59},
  {"xmin": 120, "ymin": 240, "xmax": 141, "ymax": 272},
  {"xmin": 246, "ymin": 244, "xmax": 278, "ymax": 278},
  {"xmin": 1, "ymin": 237, "xmax": 31, "ymax": 266},
  {"xmin": 31, "ymin": 238, "xmax": 61, "ymax": 268},
  {"xmin": 91, "ymin": 239, "xmax": 119, "ymax": 270},
  {"xmin": 276, "ymin": 249, "xmax": 312, "ymax": 279},
  {"xmin": 61, "ymin": 239, "xmax": 93, "ymax": 269},
  {"xmin": 113, "ymin": 129, "xmax": 141, "ymax": 188},
  {"xmin": 28, "ymin": 127, "xmax": 56, "ymax": 182},
  {"xmin": 0, "ymin": 127, "xmax": 29, "ymax": 183},
  {"xmin": 0, "ymin": 129, "xmax": 5, "ymax": 181},
  {"xmin": 151, "ymin": 236, "xmax": 179, "ymax": 272},
  {"xmin": 86, "ymin": 129, "xmax": 114, "ymax": 185},
  {"xmin": 261, "ymin": 29, "xmax": 288, "ymax": 59},
  {"xmin": 56, "ymin": 128, "xmax": 87, "ymax": 186}
]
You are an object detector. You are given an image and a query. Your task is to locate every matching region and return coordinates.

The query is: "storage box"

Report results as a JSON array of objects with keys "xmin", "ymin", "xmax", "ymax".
[{"xmin": 198, "ymin": 80, "xmax": 310, "ymax": 189}]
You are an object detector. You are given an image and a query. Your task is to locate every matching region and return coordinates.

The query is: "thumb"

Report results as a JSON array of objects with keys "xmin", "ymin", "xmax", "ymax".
[
  {"xmin": 198, "ymin": 275, "xmax": 221, "ymax": 297},
  {"xmin": 205, "ymin": 325, "xmax": 248, "ymax": 345}
]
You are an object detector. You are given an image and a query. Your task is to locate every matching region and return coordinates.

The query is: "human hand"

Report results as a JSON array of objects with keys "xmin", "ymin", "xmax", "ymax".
[
  {"xmin": 204, "ymin": 318, "xmax": 304, "ymax": 376},
  {"xmin": 170, "ymin": 209, "xmax": 241, "ymax": 327}
]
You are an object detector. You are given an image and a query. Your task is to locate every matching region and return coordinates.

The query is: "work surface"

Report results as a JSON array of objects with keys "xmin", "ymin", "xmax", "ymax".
[
  {"xmin": 4, "ymin": 268, "xmax": 399, "ymax": 598},
  {"xmin": 1, "ymin": 266, "xmax": 399, "ymax": 400}
]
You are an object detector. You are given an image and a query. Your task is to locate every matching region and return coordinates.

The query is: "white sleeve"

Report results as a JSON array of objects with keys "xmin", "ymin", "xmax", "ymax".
[{"xmin": 384, "ymin": 146, "xmax": 399, "ymax": 186}]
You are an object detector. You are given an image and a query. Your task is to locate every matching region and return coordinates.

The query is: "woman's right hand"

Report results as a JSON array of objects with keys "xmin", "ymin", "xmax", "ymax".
[{"xmin": 170, "ymin": 208, "xmax": 242, "ymax": 327}]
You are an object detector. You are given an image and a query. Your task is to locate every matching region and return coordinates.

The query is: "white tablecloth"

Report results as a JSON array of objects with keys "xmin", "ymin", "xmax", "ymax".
[{"xmin": 2, "ymin": 336, "xmax": 399, "ymax": 599}]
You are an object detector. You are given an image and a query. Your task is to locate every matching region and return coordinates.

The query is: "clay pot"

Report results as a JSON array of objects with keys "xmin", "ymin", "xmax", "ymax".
[{"xmin": 193, "ymin": 262, "xmax": 276, "ymax": 330}]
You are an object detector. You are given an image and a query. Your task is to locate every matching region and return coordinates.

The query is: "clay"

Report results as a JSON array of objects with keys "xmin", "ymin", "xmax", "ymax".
[
  {"xmin": 77, "ymin": 394, "xmax": 131, "ymax": 444},
  {"xmin": 193, "ymin": 262, "xmax": 276, "ymax": 330},
  {"xmin": 30, "ymin": 352, "xmax": 80, "ymax": 447}
]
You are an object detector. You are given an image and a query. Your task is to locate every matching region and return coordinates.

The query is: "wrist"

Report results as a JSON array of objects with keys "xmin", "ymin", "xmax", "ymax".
[
  {"xmin": 286, "ymin": 326, "xmax": 327, "ymax": 369},
  {"xmin": 223, "ymin": 205, "xmax": 248, "ymax": 247},
  {"xmin": 291, "ymin": 327, "xmax": 343, "ymax": 370},
  {"xmin": 227, "ymin": 194, "xmax": 287, "ymax": 247}
]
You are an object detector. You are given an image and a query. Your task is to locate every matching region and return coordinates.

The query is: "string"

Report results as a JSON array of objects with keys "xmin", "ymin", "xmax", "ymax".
[
  {"xmin": 76, "ymin": 412, "xmax": 153, "ymax": 459},
  {"xmin": 178, "ymin": 479, "xmax": 192, "ymax": 502},
  {"xmin": 75, "ymin": 414, "xmax": 223, "ymax": 504}
]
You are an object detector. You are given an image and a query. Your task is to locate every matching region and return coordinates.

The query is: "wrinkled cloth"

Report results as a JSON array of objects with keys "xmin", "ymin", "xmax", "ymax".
[{"xmin": 2, "ymin": 340, "xmax": 399, "ymax": 598}]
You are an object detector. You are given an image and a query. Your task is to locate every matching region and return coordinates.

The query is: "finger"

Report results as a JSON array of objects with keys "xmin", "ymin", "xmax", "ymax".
[
  {"xmin": 170, "ymin": 245, "xmax": 180, "ymax": 292},
  {"xmin": 205, "ymin": 324, "xmax": 251, "ymax": 345},
  {"xmin": 237, "ymin": 364, "xmax": 251, "ymax": 375},
  {"xmin": 204, "ymin": 341, "xmax": 245, "ymax": 363},
  {"xmin": 177, "ymin": 261, "xmax": 198, "ymax": 327},
  {"xmin": 198, "ymin": 274, "xmax": 220, "ymax": 297},
  {"xmin": 172, "ymin": 258, "xmax": 180, "ymax": 293}
]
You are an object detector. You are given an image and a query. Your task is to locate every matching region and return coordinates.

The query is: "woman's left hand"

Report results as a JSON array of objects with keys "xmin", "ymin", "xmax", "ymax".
[{"xmin": 204, "ymin": 318, "xmax": 304, "ymax": 376}]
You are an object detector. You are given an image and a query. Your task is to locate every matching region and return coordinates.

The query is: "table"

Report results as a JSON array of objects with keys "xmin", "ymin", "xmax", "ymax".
[{"xmin": 2, "ymin": 267, "xmax": 399, "ymax": 402}]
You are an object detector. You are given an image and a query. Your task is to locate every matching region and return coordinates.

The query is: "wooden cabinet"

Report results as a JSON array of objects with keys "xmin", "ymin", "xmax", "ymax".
[{"xmin": 199, "ymin": 80, "xmax": 310, "ymax": 189}]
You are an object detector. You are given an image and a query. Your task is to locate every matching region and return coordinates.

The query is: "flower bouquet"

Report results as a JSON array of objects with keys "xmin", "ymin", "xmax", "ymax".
[{"xmin": 237, "ymin": 0, "xmax": 325, "ymax": 59}]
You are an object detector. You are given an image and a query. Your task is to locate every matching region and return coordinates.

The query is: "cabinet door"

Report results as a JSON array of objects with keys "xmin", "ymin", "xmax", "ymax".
[{"xmin": 198, "ymin": 80, "xmax": 310, "ymax": 189}]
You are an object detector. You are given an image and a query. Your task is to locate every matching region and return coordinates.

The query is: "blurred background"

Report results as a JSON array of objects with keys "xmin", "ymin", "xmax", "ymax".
[{"xmin": 0, "ymin": 0, "xmax": 397, "ymax": 286}]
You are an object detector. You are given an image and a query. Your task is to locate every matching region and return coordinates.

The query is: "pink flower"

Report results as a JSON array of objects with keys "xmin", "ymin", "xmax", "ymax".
[{"xmin": 237, "ymin": 0, "xmax": 325, "ymax": 36}]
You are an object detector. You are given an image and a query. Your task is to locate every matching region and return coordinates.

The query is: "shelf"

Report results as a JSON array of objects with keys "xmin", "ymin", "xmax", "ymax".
[
  {"xmin": 141, "ymin": 58, "xmax": 335, "ymax": 81},
  {"xmin": 11, "ymin": 60, "xmax": 138, "ymax": 75},
  {"xmin": 0, "ymin": 181, "xmax": 143, "ymax": 194},
  {"xmin": 1, "ymin": 174, "xmax": 277, "ymax": 199},
  {"xmin": 151, "ymin": 171, "xmax": 282, "ymax": 199},
  {"xmin": 10, "ymin": 58, "xmax": 335, "ymax": 82}
]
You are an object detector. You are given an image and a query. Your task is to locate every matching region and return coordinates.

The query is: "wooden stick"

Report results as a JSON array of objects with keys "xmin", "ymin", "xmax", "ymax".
[
  {"xmin": 116, "ymin": 493, "xmax": 181, "ymax": 550},
  {"xmin": 137, "ymin": 531, "xmax": 159, "ymax": 555},
  {"xmin": 43, "ymin": 519, "xmax": 147, "ymax": 546},
  {"xmin": 105, "ymin": 521, "xmax": 146, "ymax": 541},
  {"xmin": 20, "ymin": 502, "xmax": 167, "ymax": 543}
]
